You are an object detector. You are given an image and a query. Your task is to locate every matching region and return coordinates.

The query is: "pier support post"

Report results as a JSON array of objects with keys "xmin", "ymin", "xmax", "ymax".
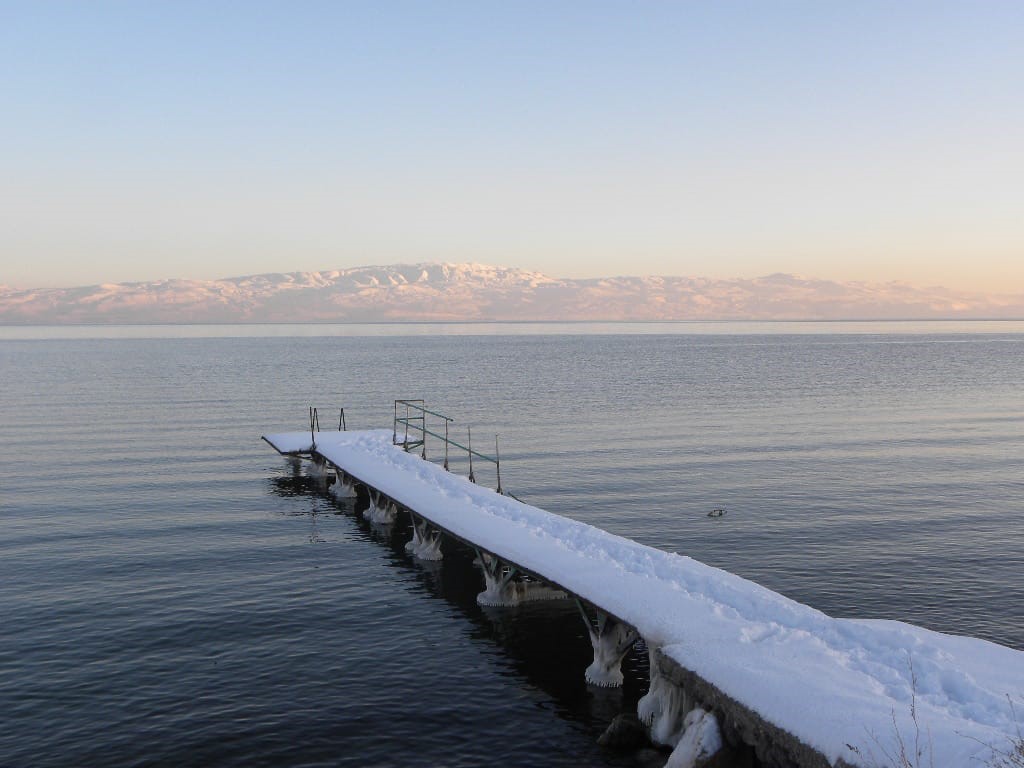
[
  {"xmin": 405, "ymin": 514, "xmax": 443, "ymax": 560},
  {"xmin": 476, "ymin": 552, "xmax": 518, "ymax": 606},
  {"xmin": 475, "ymin": 551, "xmax": 566, "ymax": 606},
  {"xmin": 308, "ymin": 455, "xmax": 330, "ymax": 486},
  {"xmin": 576, "ymin": 601, "xmax": 638, "ymax": 687},
  {"xmin": 330, "ymin": 469, "xmax": 357, "ymax": 499},
  {"xmin": 664, "ymin": 708, "xmax": 723, "ymax": 768},
  {"xmin": 361, "ymin": 489, "xmax": 377, "ymax": 521},
  {"xmin": 363, "ymin": 490, "xmax": 398, "ymax": 524},
  {"xmin": 639, "ymin": 644, "xmax": 689, "ymax": 746}
]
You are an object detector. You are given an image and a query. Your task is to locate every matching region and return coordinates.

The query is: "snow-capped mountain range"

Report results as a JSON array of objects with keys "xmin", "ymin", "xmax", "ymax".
[{"xmin": 1, "ymin": 263, "xmax": 1022, "ymax": 323}]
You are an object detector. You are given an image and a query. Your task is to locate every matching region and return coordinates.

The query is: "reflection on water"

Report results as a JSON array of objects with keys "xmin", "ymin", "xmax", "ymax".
[{"xmin": 269, "ymin": 468, "xmax": 652, "ymax": 743}]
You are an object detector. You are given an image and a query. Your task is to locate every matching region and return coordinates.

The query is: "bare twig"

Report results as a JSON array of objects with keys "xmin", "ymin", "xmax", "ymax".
[{"xmin": 850, "ymin": 654, "xmax": 933, "ymax": 768}]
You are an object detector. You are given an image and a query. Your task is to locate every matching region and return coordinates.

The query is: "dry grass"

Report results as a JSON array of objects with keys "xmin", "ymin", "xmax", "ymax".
[
  {"xmin": 848, "ymin": 657, "xmax": 934, "ymax": 768},
  {"xmin": 985, "ymin": 697, "xmax": 1024, "ymax": 768},
  {"xmin": 847, "ymin": 652, "xmax": 1024, "ymax": 768}
]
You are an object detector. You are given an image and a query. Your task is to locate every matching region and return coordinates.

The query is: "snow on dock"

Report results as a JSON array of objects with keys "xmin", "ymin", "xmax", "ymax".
[{"xmin": 264, "ymin": 428, "xmax": 1024, "ymax": 767}]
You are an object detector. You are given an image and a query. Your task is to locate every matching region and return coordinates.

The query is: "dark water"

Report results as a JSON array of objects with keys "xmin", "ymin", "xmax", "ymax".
[{"xmin": 2, "ymin": 324, "xmax": 1023, "ymax": 767}]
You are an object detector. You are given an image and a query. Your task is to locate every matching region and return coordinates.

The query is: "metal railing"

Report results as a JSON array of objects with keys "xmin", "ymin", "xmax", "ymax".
[
  {"xmin": 309, "ymin": 406, "xmax": 347, "ymax": 448},
  {"xmin": 393, "ymin": 399, "xmax": 504, "ymax": 494}
]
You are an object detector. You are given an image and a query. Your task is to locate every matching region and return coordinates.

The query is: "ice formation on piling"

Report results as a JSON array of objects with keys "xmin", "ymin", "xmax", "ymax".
[
  {"xmin": 638, "ymin": 649, "xmax": 722, "ymax": 763},
  {"xmin": 665, "ymin": 709, "xmax": 723, "ymax": 768},
  {"xmin": 584, "ymin": 617, "xmax": 638, "ymax": 688},
  {"xmin": 307, "ymin": 459, "xmax": 330, "ymax": 485},
  {"xmin": 639, "ymin": 646, "xmax": 691, "ymax": 747},
  {"xmin": 329, "ymin": 470, "xmax": 357, "ymax": 499},
  {"xmin": 363, "ymin": 494, "xmax": 398, "ymax": 524},
  {"xmin": 405, "ymin": 517, "xmax": 443, "ymax": 560},
  {"xmin": 475, "ymin": 552, "xmax": 566, "ymax": 606},
  {"xmin": 361, "ymin": 494, "xmax": 378, "ymax": 521}
]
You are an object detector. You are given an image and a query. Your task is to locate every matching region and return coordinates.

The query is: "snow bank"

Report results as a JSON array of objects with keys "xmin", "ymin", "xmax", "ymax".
[{"xmin": 264, "ymin": 429, "xmax": 1024, "ymax": 766}]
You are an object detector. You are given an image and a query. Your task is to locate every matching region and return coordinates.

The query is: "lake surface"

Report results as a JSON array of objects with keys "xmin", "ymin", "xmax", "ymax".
[{"xmin": 2, "ymin": 322, "xmax": 1022, "ymax": 767}]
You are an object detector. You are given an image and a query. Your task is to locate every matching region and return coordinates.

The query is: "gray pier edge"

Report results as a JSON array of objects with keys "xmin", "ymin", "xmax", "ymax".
[{"xmin": 654, "ymin": 647, "xmax": 857, "ymax": 768}]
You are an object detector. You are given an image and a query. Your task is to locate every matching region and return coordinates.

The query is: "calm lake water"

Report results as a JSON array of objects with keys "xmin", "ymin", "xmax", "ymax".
[{"xmin": 2, "ymin": 322, "xmax": 1022, "ymax": 767}]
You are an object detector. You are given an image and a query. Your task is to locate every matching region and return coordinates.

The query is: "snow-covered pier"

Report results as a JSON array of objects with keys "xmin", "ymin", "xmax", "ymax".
[{"xmin": 264, "ymin": 414, "xmax": 1024, "ymax": 768}]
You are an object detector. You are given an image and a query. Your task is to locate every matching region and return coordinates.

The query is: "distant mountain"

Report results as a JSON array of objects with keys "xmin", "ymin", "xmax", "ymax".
[{"xmin": 1, "ymin": 263, "xmax": 1022, "ymax": 323}]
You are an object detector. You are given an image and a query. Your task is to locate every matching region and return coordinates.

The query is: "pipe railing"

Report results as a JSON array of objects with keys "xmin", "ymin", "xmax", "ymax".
[
  {"xmin": 309, "ymin": 406, "xmax": 347, "ymax": 448},
  {"xmin": 393, "ymin": 399, "xmax": 504, "ymax": 494}
]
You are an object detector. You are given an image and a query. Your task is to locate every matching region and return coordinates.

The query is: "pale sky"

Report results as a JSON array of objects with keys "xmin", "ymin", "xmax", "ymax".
[{"xmin": 1, "ymin": 1, "xmax": 1022, "ymax": 292}]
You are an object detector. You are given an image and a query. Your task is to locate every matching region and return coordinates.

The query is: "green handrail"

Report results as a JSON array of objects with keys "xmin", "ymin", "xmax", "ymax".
[
  {"xmin": 395, "ymin": 399, "xmax": 453, "ymax": 422},
  {"xmin": 395, "ymin": 417, "xmax": 497, "ymax": 464}
]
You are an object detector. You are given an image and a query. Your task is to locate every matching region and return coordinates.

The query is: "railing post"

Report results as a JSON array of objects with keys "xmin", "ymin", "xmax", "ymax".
[
  {"xmin": 468, "ymin": 426, "xmax": 475, "ymax": 483},
  {"xmin": 403, "ymin": 402, "xmax": 410, "ymax": 450},
  {"xmin": 443, "ymin": 420, "xmax": 450, "ymax": 471},
  {"xmin": 495, "ymin": 434, "xmax": 502, "ymax": 495},
  {"xmin": 393, "ymin": 400, "xmax": 398, "ymax": 444},
  {"xmin": 339, "ymin": 408, "xmax": 346, "ymax": 431},
  {"xmin": 421, "ymin": 412, "xmax": 428, "ymax": 460}
]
